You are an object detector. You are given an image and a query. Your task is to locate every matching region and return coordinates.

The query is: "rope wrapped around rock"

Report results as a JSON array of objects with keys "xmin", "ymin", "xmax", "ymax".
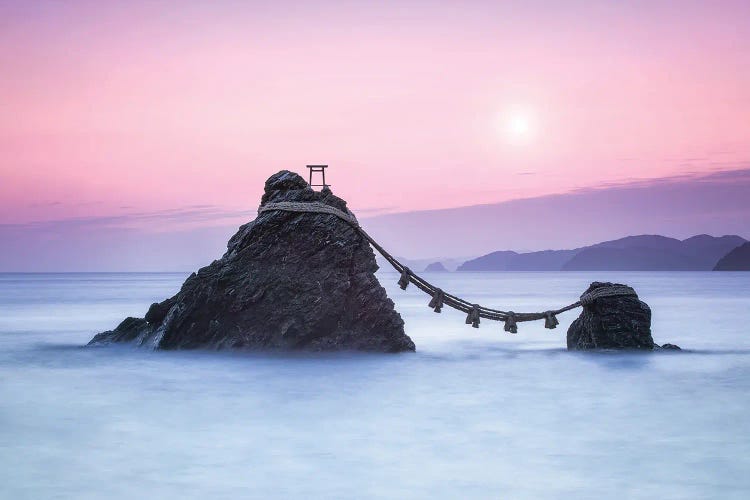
[{"xmin": 258, "ymin": 201, "xmax": 636, "ymax": 333}]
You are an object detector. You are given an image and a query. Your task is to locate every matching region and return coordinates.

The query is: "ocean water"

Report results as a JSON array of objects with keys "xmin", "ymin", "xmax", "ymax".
[{"xmin": 1, "ymin": 271, "xmax": 749, "ymax": 499}]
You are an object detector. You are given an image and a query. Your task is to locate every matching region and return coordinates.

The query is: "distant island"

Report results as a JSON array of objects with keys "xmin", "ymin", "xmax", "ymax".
[
  {"xmin": 457, "ymin": 234, "xmax": 747, "ymax": 271},
  {"xmin": 714, "ymin": 242, "xmax": 750, "ymax": 271},
  {"xmin": 424, "ymin": 261, "xmax": 448, "ymax": 272}
]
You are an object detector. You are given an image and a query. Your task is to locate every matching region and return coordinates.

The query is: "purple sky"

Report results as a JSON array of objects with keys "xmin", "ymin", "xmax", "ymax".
[
  {"xmin": 1, "ymin": 1, "xmax": 749, "ymax": 269},
  {"xmin": 2, "ymin": 168, "xmax": 749, "ymax": 271}
]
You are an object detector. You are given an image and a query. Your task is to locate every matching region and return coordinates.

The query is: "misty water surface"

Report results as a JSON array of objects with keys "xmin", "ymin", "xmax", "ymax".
[{"xmin": 1, "ymin": 272, "xmax": 749, "ymax": 499}]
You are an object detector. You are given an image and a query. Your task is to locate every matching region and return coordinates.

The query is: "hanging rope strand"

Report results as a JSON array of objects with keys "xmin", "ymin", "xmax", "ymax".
[{"xmin": 258, "ymin": 201, "xmax": 631, "ymax": 330}]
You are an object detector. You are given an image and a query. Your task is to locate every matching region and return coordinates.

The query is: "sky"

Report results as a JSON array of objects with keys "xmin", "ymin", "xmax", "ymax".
[
  {"xmin": 1, "ymin": 1, "xmax": 749, "ymax": 269},
  {"xmin": 3, "ymin": 167, "xmax": 750, "ymax": 271}
]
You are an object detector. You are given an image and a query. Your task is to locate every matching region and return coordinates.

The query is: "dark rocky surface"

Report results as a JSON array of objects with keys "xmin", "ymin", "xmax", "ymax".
[
  {"xmin": 567, "ymin": 281, "xmax": 678, "ymax": 351},
  {"xmin": 89, "ymin": 170, "xmax": 415, "ymax": 353},
  {"xmin": 714, "ymin": 242, "xmax": 750, "ymax": 271}
]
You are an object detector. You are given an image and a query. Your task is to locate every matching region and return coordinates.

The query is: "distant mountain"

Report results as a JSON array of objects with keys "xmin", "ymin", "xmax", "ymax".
[
  {"xmin": 424, "ymin": 261, "xmax": 448, "ymax": 272},
  {"xmin": 457, "ymin": 234, "xmax": 747, "ymax": 271},
  {"xmin": 565, "ymin": 234, "xmax": 746, "ymax": 271},
  {"xmin": 682, "ymin": 235, "xmax": 749, "ymax": 268},
  {"xmin": 361, "ymin": 169, "xmax": 750, "ymax": 259},
  {"xmin": 375, "ymin": 254, "xmax": 468, "ymax": 272},
  {"xmin": 563, "ymin": 245, "xmax": 701, "ymax": 271},
  {"xmin": 458, "ymin": 249, "xmax": 577, "ymax": 271},
  {"xmin": 714, "ymin": 242, "xmax": 750, "ymax": 270}
]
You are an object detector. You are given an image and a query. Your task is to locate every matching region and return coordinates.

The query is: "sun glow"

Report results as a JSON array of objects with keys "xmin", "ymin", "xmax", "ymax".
[
  {"xmin": 499, "ymin": 110, "xmax": 535, "ymax": 144},
  {"xmin": 508, "ymin": 114, "xmax": 530, "ymax": 135}
]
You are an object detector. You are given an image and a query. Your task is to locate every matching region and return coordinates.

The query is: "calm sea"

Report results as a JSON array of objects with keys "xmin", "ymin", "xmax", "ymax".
[{"xmin": 1, "ymin": 271, "xmax": 749, "ymax": 499}]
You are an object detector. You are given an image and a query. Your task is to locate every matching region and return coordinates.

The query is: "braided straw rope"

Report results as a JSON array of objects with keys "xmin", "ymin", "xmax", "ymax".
[
  {"xmin": 579, "ymin": 284, "xmax": 636, "ymax": 306},
  {"xmin": 259, "ymin": 201, "xmax": 635, "ymax": 331},
  {"xmin": 259, "ymin": 201, "xmax": 359, "ymax": 226}
]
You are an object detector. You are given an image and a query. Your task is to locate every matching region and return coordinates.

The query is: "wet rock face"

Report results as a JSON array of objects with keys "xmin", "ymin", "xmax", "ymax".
[
  {"xmin": 567, "ymin": 282, "xmax": 658, "ymax": 350},
  {"xmin": 89, "ymin": 170, "xmax": 415, "ymax": 353}
]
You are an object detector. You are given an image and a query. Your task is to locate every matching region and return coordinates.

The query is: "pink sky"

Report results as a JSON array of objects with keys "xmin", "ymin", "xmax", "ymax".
[{"xmin": 2, "ymin": 0, "xmax": 749, "ymax": 228}]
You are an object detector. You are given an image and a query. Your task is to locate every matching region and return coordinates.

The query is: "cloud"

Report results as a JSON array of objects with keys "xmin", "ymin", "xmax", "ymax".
[
  {"xmin": 8, "ymin": 202, "xmax": 404, "ymax": 232},
  {"xmin": 570, "ymin": 166, "xmax": 750, "ymax": 193},
  {"xmin": 3, "ymin": 167, "xmax": 750, "ymax": 270},
  {"xmin": 4, "ymin": 205, "xmax": 256, "ymax": 232},
  {"xmin": 26, "ymin": 201, "xmax": 62, "ymax": 208},
  {"xmin": 351, "ymin": 206, "xmax": 399, "ymax": 215},
  {"xmin": 361, "ymin": 167, "xmax": 750, "ymax": 257}
]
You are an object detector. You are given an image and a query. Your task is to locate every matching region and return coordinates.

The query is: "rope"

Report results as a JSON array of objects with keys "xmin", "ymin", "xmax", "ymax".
[
  {"xmin": 260, "ymin": 201, "xmax": 359, "ymax": 226},
  {"xmin": 579, "ymin": 284, "xmax": 636, "ymax": 305},
  {"xmin": 258, "ymin": 200, "xmax": 630, "ymax": 332}
]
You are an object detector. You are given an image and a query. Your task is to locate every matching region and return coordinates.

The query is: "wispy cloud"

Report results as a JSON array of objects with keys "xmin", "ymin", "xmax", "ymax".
[
  {"xmin": 26, "ymin": 201, "xmax": 62, "ymax": 208},
  {"xmin": 361, "ymin": 167, "xmax": 750, "ymax": 257},
  {"xmin": 3, "ymin": 206, "xmax": 256, "ymax": 232},
  {"xmin": 569, "ymin": 166, "xmax": 750, "ymax": 194},
  {"xmin": 9, "ymin": 167, "xmax": 750, "ymax": 235},
  {"xmin": 8, "ymin": 203, "xmax": 410, "ymax": 231},
  {"xmin": 351, "ymin": 206, "xmax": 400, "ymax": 215},
  {"xmin": 3, "ymin": 167, "xmax": 750, "ymax": 270}
]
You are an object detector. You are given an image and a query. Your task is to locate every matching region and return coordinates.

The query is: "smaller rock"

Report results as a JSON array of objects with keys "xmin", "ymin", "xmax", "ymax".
[
  {"xmin": 424, "ymin": 261, "xmax": 448, "ymax": 272},
  {"xmin": 89, "ymin": 317, "xmax": 149, "ymax": 345},
  {"xmin": 567, "ymin": 281, "xmax": 678, "ymax": 351}
]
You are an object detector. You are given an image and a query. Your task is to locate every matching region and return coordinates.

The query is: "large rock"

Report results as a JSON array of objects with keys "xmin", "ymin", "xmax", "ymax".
[
  {"xmin": 567, "ymin": 281, "xmax": 678, "ymax": 350},
  {"xmin": 89, "ymin": 171, "xmax": 415, "ymax": 353}
]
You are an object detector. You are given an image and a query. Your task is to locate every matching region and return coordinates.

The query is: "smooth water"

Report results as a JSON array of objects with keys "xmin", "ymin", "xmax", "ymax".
[{"xmin": 1, "ymin": 271, "xmax": 749, "ymax": 499}]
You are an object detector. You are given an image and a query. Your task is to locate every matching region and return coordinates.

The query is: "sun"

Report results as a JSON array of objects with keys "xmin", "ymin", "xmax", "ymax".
[
  {"xmin": 508, "ymin": 114, "xmax": 530, "ymax": 136},
  {"xmin": 499, "ymin": 110, "xmax": 535, "ymax": 144}
]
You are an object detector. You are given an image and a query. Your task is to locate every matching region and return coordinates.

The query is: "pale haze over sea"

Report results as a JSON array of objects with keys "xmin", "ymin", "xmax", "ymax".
[{"xmin": 2, "ymin": 271, "xmax": 749, "ymax": 499}]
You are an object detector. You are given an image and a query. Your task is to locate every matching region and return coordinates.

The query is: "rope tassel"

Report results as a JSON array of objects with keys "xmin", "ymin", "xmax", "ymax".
[
  {"xmin": 398, "ymin": 267, "xmax": 411, "ymax": 290},
  {"xmin": 544, "ymin": 311, "xmax": 559, "ymax": 329},
  {"xmin": 465, "ymin": 304, "xmax": 481, "ymax": 328},
  {"xmin": 428, "ymin": 289, "xmax": 444, "ymax": 313},
  {"xmin": 504, "ymin": 312, "xmax": 518, "ymax": 334}
]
